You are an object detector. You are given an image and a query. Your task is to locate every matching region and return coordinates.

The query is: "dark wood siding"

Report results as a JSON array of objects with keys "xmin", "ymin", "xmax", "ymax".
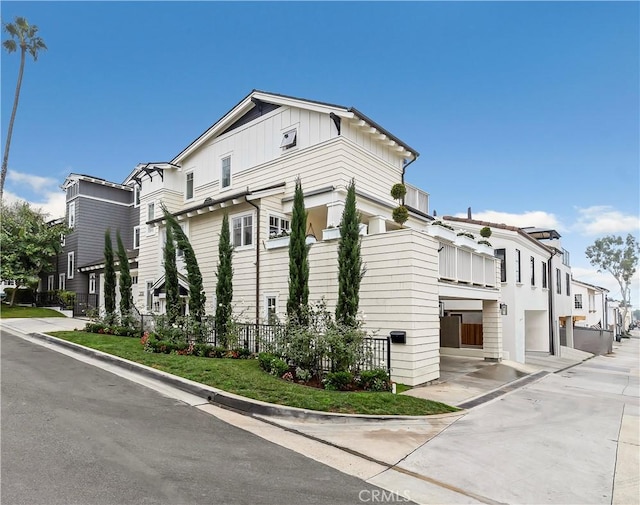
[{"xmin": 220, "ymin": 102, "xmax": 280, "ymax": 136}]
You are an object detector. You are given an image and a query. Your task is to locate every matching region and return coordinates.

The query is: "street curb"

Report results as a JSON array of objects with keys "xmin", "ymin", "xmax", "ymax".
[{"xmin": 25, "ymin": 331, "xmax": 464, "ymax": 423}]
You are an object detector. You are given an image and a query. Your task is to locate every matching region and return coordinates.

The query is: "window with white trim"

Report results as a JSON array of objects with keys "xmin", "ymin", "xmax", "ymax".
[
  {"xmin": 67, "ymin": 252, "xmax": 75, "ymax": 279},
  {"xmin": 221, "ymin": 156, "xmax": 231, "ymax": 189},
  {"xmin": 588, "ymin": 293, "xmax": 596, "ymax": 312},
  {"xmin": 556, "ymin": 269, "xmax": 562, "ymax": 294},
  {"xmin": 47, "ymin": 275, "xmax": 54, "ymax": 291},
  {"xmin": 146, "ymin": 281, "xmax": 154, "ymax": 311},
  {"xmin": 89, "ymin": 273, "xmax": 96, "ymax": 294},
  {"xmin": 59, "ymin": 273, "xmax": 66, "ymax": 291},
  {"xmin": 566, "ymin": 273, "xmax": 571, "ymax": 296},
  {"xmin": 232, "ymin": 213, "xmax": 253, "ymax": 248},
  {"xmin": 574, "ymin": 294, "xmax": 583, "ymax": 309},
  {"xmin": 134, "ymin": 185, "xmax": 141, "ymax": 207},
  {"xmin": 147, "ymin": 202, "xmax": 155, "ymax": 234},
  {"xmin": 542, "ymin": 261, "xmax": 548, "ymax": 289},
  {"xmin": 60, "ymin": 233, "xmax": 65, "ymax": 247},
  {"xmin": 134, "ymin": 226, "xmax": 141, "ymax": 249},
  {"xmin": 265, "ymin": 295, "xmax": 278, "ymax": 324},
  {"xmin": 68, "ymin": 201, "xmax": 76, "ymax": 229},
  {"xmin": 185, "ymin": 171, "xmax": 194, "ymax": 200},
  {"xmin": 280, "ymin": 129, "xmax": 297, "ymax": 150},
  {"xmin": 269, "ymin": 215, "xmax": 290, "ymax": 239},
  {"xmin": 515, "ymin": 249, "xmax": 521, "ymax": 283}
]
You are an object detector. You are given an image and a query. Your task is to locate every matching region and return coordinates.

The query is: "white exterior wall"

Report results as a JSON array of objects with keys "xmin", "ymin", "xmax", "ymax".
[
  {"xmin": 165, "ymin": 105, "xmax": 405, "ymax": 215},
  {"xmin": 442, "ymin": 219, "xmax": 552, "ymax": 363},
  {"xmin": 260, "ymin": 229, "xmax": 441, "ymax": 386},
  {"xmin": 571, "ymin": 280, "xmax": 607, "ymax": 328}
]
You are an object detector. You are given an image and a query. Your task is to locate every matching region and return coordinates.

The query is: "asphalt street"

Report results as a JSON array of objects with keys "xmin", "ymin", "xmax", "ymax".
[{"xmin": 1, "ymin": 331, "xmax": 387, "ymax": 505}]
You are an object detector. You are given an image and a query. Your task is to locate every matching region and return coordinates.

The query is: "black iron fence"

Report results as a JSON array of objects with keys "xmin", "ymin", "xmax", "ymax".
[
  {"xmin": 35, "ymin": 291, "xmax": 98, "ymax": 317},
  {"xmin": 72, "ymin": 293, "xmax": 98, "ymax": 317},
  {"xmin": 138, "ymin": 315, "xmax": 391, "ymax": 375}
]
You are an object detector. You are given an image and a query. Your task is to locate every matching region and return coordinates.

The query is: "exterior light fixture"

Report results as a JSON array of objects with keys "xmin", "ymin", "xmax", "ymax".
[
  {"xmin": 500, "ymin": 303, "xmax": 508, "ymax": 316},
  {"xmin": 439, "ymin": 302, "xmax": 445, "ymax": 317}
]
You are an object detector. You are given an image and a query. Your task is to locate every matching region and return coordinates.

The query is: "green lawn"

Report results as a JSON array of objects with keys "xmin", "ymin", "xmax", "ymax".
[
  {"xmin": 0, "ymin": 304, "xmax": 67, "ymax": 318},
  {"xmin": 50, "ymin": 331, "xmax": 457, "ymax": 416}
]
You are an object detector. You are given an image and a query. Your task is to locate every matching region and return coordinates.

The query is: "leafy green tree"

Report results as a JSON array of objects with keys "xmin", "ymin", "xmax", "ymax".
[
  {"xmin": 0, "ymin": 201, "xmax": 65, "ymax": 306},
  {"xmin": 163, "ymin": 223, "xmax": 180, "ymax": 324},
  {"xmin": 336, "ymin": 179, "xmax": 365, "ymax": 327},
  {"xmin": 287, "ymin": 177, "xmax": 310, "ymax": 325},
  {"xmin": 116, "ymin": 230, "xmax": 132, "ymax": 316},
  {"xmin": 162, "ymin": 207, "xmax": 205, "ymax": 321},
  {"xmin": 215, "ymin": 213, "xmax": 233, "ymax": 346},
  {"xmin": 1, "ymin": 17, "xmax": 47, "ymax": 199},
  {"xmin": 586, "ymin": 234, "xmax": 639, "ymax": 331},
  {"xmin": 103, "ymin": 229, "xmax": 116, "ymax": 320}
]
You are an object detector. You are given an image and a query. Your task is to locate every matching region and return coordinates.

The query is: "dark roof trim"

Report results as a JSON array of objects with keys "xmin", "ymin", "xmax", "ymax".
[
  {"xmin": 348, "ymin": 106, "xmax": 419, "ymax": 158},
  {"xmin": 172, "ymin": 89, "xmax": 419, "ymax": 163}
]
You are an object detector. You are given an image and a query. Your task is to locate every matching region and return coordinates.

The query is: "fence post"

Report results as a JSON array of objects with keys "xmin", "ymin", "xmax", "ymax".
[{"xmin": 386, "ymin": 336, "xmax": 391, "ymax": 377}]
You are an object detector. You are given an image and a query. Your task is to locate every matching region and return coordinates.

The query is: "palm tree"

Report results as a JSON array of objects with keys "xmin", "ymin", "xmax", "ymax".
[{"xmin": 1, "ymin": 17, "xmax": 47, "ymax": 200}]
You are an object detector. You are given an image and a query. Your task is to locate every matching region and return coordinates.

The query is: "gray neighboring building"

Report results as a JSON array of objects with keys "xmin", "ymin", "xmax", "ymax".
[{"xmin": 40, "ymin": 173, "xmax": 140, "ymax": 313}]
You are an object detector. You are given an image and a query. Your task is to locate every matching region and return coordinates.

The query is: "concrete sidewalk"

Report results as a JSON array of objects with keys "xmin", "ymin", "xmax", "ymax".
[{"xmin": 3, "ymin": 316, "xmax": 635, "ymax": 504}]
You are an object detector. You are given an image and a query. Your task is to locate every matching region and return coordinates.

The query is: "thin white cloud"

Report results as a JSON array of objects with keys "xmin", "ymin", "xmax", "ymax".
[
  {"xmin": 3, "ymin": 189, "xmax": 66, "ymax": 220},
  {"xmin": 7, "ymin": 170, "xmax": 60, "ymax": 195},
  {"xmin": 453, "ymin": 210, "xmax": 563, "ymax": 230},
  {"xmin": 573, "ymin": 206, "xmax": 640, "ymax": 236}
]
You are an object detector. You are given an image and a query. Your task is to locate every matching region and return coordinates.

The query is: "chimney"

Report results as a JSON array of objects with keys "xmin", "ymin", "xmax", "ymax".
[{"xmin": 467, "ymin": 207, "xmax": 472, "ymax": 219}]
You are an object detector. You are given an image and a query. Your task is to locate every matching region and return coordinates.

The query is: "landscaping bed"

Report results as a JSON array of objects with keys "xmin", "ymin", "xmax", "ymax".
[{"xmin": 50, "ymin": 331, "xmax": 457, "ymax": 416}]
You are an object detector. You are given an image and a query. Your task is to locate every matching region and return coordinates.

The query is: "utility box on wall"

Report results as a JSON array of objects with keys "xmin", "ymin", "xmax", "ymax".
[{"xmin": 390, "ymin": 330, "xmax": 406, "ymax": 344}]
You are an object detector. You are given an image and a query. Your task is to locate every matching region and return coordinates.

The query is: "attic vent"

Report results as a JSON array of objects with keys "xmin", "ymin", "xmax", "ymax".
[{"xmin": 280, "ymin": 129, "xmax": 297, "ymax": 149}]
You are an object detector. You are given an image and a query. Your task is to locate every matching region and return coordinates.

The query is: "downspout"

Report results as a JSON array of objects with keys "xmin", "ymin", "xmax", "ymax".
[
  {"xmin": 547, "ymin": 249, "xmax": 558, "ymax": 355},
  {"xmin": 245, "ymin": 195, "xmax": 260, "ymax": 326},
  {"xmin": 401, "ymin": 155, "xmax": 417, "ymax": 186}
]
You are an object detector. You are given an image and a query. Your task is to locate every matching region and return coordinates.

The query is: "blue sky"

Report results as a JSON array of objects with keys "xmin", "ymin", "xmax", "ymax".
[{"xmin": 2, "ymin": 1, "xmax": 639, "ymax": 304}]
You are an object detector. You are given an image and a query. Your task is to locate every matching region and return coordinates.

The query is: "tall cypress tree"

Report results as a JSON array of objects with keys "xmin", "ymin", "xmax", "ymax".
[
  {"xmin": 215, "ymin": 213, "xmax": 233, "ymax": 346},
  {"xmin": 336, "ymin": 179, "xmax": 365, "ymax": 327},
  {"xmin": 116, "ymin": 230, "xmax": 132, "ymax": 316},
  {"xmin": 163, "ymin": 224, "xmax": 179, "ymax": 324},
  {"xmin": 162, "ymin": 207, "xmax": 205, "ymax": 321},
  {"xmin": 286, "ymin": 177, "xmax": 309, "ymax": 325},
  {"xmin": 103, "ymin": 229, "xmax": 116, "ymax": 320}
]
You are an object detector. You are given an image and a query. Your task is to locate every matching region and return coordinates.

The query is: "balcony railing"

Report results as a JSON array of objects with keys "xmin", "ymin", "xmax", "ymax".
[
  {"xmin": 438, "ymin": 242, "xmax": 497, "ymax": 287},
  {"xmin": 404, "ymin": 183, "xmax": 429, "ymax": 215}
]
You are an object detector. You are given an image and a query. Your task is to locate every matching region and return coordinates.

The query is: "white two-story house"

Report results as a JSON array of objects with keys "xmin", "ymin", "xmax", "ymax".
[
  {"xmin": 127, "ymin": 90, "xmax": 502, "ymax": 386},
  {"xmin": 441, "ymin": 218, "xmax": 575, "ymax": 363}
]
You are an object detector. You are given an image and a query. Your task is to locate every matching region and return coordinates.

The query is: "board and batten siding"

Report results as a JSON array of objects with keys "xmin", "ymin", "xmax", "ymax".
[{"xmin": 171, "ymin": 137, "xmax": 403, "ymax": 223}]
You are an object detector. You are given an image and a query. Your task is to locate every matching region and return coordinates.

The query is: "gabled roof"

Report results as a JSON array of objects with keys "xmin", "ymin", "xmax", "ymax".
[
  {"xmin": 62, "ymin": 173, "xmax": 132, "ymax": 191},
  {"xmin": 572, "ymin": 277, "xmax": 609, "ymax": 293},
  {"xmin": 442, "ymin": 216, "xmax": 554, "ymax": 254},
  {"xmin": 171, "ymin": 89, "xmax": 419, "ymax": 165},
  {"xmin": 151, "ymin": 273, "xmax": 189, "ymax": 295}
]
